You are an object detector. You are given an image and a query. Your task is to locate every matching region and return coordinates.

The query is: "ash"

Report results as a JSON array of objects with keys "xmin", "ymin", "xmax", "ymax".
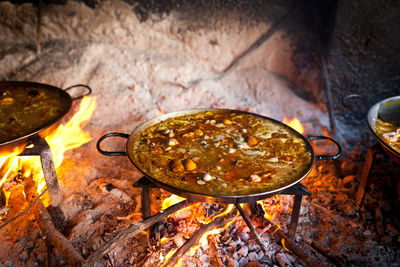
[{"xmin": 0, "ymin": 1, "xmax": 399, "ymax": 266}]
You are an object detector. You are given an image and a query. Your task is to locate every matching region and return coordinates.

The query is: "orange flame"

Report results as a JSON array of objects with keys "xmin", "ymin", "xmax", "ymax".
[
  {"xmin": 159, "ymin": 200, "xmax": 237, "ymax": 267},
  {"xmin": 161, "ymin": 249, "xmax": 177, "ymax": 267},
  {"xmin": 201, "ymin": 204, "xmax": 234, "ymax": 224},
  {"xmin": 160, "ymin": 236, "xmax": 170, "ymax": 246},
  {"xmin": 282, "ymin": 117, "xmax": 304, "ymax": 134},
  {"xmin": 281, "ymin": 238, "xmax": 289, "ymax": 251},
  {"xmin": 161, "ymin": 194, "xmax": 187, "ymax": 210},
  {"xmin": 184, "ymin": 205, "xmax": 236, "ymax": 262},
  {"xmin": 257, "ymin": 196, "xmax": 283, "ymax": 223},
  {"xmin": 0, "ymin": 96, "xmax": 96, "ymax": 207}
]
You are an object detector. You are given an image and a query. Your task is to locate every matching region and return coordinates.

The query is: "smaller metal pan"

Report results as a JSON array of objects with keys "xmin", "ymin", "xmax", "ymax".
[
  {"xmin": 0, "ymin": 81, "xmax": 92, "ymax": 154},
  {"xmin": 343, "ymin": 94, "xmax": 400, "ymax": 164},
  {"xmin": 96, "ymin": 109, "xmax": 341, "ymax": 204},
  {"xmin": 367, "ymin": 96, "xmax": 400, "ymax": 164}
]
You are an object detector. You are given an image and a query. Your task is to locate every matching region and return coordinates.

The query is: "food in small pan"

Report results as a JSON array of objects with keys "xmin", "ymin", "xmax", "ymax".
[
  {"xmin": 0, "ymin": 86, "xmax": 67, "ymax": 144},
  {"xmin": 375, "ymin": 119, "xmax": 400, "ymax": 153},
  {"xmin": 133, "ymin": 110, "xmax": 313, "ymax": 196}
]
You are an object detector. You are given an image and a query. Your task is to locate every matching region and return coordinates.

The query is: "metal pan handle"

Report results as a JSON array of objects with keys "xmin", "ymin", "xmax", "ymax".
[
  {"xmin": 64, "ymin": 84, "xmax": 92, "ymax": 100},
  {"xmin": 307, "ymin": 136, "xmax": 342, "ymax": 160},
  {"xmin": 96, "ymin": 132, "xmax": 129, "ymax": 156},
  {"xmin": 341, "ymin": 94, "xmax": 371, "ymax": 115}
]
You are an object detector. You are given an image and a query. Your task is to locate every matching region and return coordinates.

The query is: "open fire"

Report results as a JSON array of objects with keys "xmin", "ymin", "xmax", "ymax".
[
  {"xmin": 155, "ymin": 194, "xmax": 292, "ymax": 267},
  {"xmin": 149, "ymin": 117, "xmax": 310, "ymax": 266},
  {"xmin": 0, "ymin": 112, "xmax": 318, "ymax": 266},
  {"xmin": 0, "ymin": 96, "xmax": 96, "ymax": 215},
  {"xmin": 0, "ymin": 0, "xmax": 399, "ymax": 266},
  {"xmin": 3, "ymin": 106, "xmax": 398, "ymax": 266},
  {"xmin": 89, "ymin": 115, "xmax": 321, "ymax": 266}
]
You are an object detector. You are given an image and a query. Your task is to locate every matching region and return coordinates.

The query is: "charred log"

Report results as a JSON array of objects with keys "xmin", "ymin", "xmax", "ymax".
[{"xmin": 24, "ymin": 179, "xmax": 86, "ymax": 266}]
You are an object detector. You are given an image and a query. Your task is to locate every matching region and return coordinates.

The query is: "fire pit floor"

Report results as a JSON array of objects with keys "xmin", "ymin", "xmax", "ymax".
[
  {"xmin": 1, "ymin": 146, "xmax": 400, "ymax": 266},
  {"xmin": 0, "ymin": 1, "xmax": 399, "ymax": 266}
]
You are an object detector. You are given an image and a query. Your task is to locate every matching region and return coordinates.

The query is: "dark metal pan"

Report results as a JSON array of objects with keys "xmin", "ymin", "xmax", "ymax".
[
  {"xmin": 97, "ymin": 109, "xmax": 341, "ymax": 204},
  {"xmin": 367, "ymin": 96, "xmax": 400, "ymax": 164},
  {"xmin": 343, "ymin": 94, "xmax": 400, "ymax": 164},
  {"xmin": 0, "ymin": 81, "xmax": 92, "ymax": 154}
]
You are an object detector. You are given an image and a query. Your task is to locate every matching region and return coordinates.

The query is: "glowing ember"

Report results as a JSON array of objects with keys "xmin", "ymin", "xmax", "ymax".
[
  {"xmin": 0, "ymin": 96, "xmax": 96, "ymax": 208},
  {"xmin": 282, "ymin": 117, "xmax": 305, "ymax": 134}
]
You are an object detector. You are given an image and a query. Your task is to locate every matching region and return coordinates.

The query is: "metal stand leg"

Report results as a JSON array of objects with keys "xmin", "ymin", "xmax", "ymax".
[
  {"xmin": 133, "ymin": 176, "xmax": 155, "ymax": 219},
  {"xmin": 141, "ymin": 185, "xmax": 151, "ymax": 219},
  {"xmin": 20, "ymin": 135, "xmax": 62, "ymax": 206},
  {"xmin": 280, "ymin": 183, "xmax": 310, "ymax": 238},
  {"xmin": 287, "ymin": 194, "xmax": 303, "ymax": 239},
  {"xmin": 235, "ymin": 203, "xmax": 270, "ymax": 259},
  {"xmin": 356, "ymin": 144, "xmax": 380, "ymax": 206}
]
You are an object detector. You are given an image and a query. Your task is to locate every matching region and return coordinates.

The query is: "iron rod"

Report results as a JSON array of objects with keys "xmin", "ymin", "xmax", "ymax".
[
  {"xmin": 287, "ymin": 194, "xmax": 303, "ymax": 239},
  {"xmin": 235, "ymin": 203, "xmax": 270, "ymax": 259},
  {"xmin": 20, "ymin": 136, "xmax": 62, "ymax": 206}
]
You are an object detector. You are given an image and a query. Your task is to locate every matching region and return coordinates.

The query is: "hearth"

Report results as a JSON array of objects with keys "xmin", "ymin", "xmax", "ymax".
[
  {"xmin": 0, "ymin": 95, "xmax": 96, "ymax": 265},
  {"xmin": 84, "ymin": 176, "xmax": 318, "ymax": 266},
  {"xmin": 91, "ymin": 106, "xmax": 344, "ymax": 266},
  {"xmin": 1, "ymin": 0, "xmax": 400, "ymax": 266},
  {"xmin": 131, "ymin": 176, "xmax": 311, "ymax": 266}
]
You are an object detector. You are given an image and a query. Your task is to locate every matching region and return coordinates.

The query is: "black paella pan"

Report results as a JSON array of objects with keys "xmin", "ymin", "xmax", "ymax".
[
  {"xmin": 0, "ymin": 81, "xmax": 91, "ymax": 154},
  {"xmin": 97, "ymin": 109, "xmax": 342, "ymax": 204}
]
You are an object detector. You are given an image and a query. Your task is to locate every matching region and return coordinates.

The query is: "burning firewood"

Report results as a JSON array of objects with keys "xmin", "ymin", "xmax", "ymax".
[
  {"xmin": 86, "ymin": 199, "xmax": 194, "ymax": 265},
  {"xmin": 162, "ymin": 212, "xmax": 235, "ymax": 267},
  {"xmin": 302, "ymin": 238, "xmax": 347, "ymax": 267},
  {"xmin": 247, "ymin": 202, "xmax": 326, "ymax": 267},
  {"xmin": 24, "ymin": 178, "xmax": 86, "ymax": 266}
]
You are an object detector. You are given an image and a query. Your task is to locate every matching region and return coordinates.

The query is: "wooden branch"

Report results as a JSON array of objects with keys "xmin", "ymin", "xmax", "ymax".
[
  {"xmin": 303, "ymin": 239, "xmax": 347, "ymax": 267},
  {"xmin": 207, "ymin": 234, "xmax": 225, "ymax": 267},
  {"xmin": 263, "ymin": 218, "xmax": 325, "ymax": 267},
  {"xmin": 374, "ymin": 206, "xmax": 383, "ymax": 238},
  {"xmin": 248, "ymin": 202, "xmax": 324, "ymax": 267},
  {"xmin": 0, "ymin": 207, "xmax": 8, "ymax": 216},
  {"xmin": 163, "ymin": 213, "xmax": 234, "ymax": 267},
  {"xmin": 24, "ymin": 179, "xmax": 86, "ymax": 266},
  {"xmin": 86, "ymin": 199, "xmax": 194, "ymax": 265},
  {"xmin": 275, "ymin": 252, "xmax": 292, "ymax": 267}
]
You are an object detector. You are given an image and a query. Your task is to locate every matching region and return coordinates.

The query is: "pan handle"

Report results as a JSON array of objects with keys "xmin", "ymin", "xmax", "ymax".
[
  {"xmin": 96, "ymin": 132, "xmax": 129, "ymax": 156},
  {"xmin": 64, "ymin": 84, "xmax": 92, "ymax": 100},
  {"xmin": 341, "ymin": 94, "xmax": 371, "ymax": 115},
  {"xmin": 307, "ymin": 136, "xmax": 342, "ymax": 160}
]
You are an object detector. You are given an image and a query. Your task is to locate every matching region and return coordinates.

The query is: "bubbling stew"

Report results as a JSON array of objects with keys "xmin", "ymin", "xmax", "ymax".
[
  {"xmin": 375, "ymin": 119, "xmax": 400, "ymax": 153},
  {"xmin": 132, "ymin": 110, "xmax": 313, "ymax": 196},
  {"xmin": 0, "ymin": 85, "xmax": 68, "ymax": 144}
]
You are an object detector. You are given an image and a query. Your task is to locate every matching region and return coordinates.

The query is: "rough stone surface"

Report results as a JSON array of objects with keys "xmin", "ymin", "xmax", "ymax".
[
  {"xmin": 327, "ymin": 0, "xmax": 400, "ymax": 157},
  {"xmin": 0, "ymin": 0, "xmax": 328, "ymax": 134}
]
